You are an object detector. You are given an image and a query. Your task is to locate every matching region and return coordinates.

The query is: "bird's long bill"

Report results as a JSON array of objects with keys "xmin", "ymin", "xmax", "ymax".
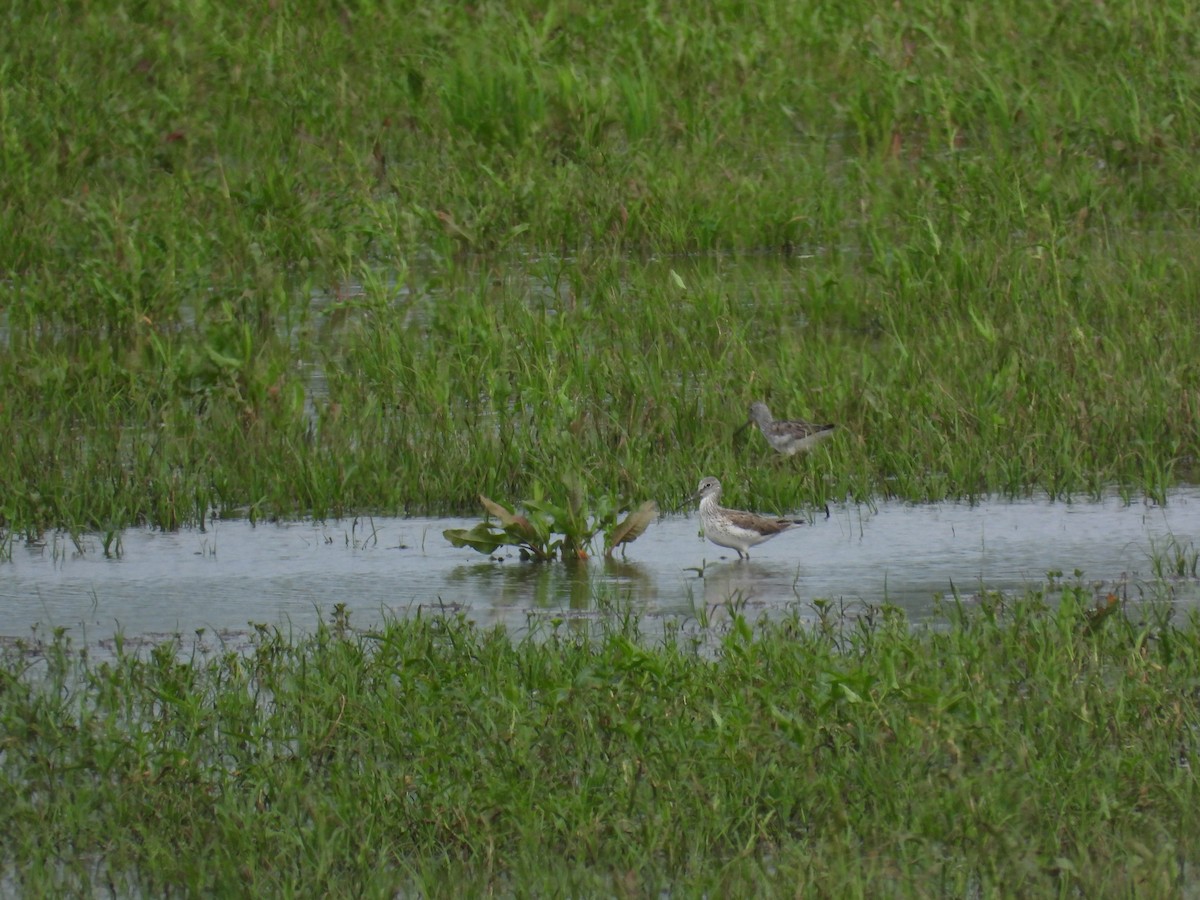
[{"xmin": 732, "ymin": 419, "xmax": 752, "ymax": 438}]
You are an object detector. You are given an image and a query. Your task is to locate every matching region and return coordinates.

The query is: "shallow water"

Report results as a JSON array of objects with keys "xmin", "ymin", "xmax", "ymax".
[{"xmin": 4, "ymin": 488, "xmax": 1200, "ymax": 646}]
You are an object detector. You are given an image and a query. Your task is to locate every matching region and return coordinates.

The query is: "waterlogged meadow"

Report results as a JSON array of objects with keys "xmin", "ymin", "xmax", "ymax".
[
  {"xmin": 3, "ymin": 0, "xmax": 1200, "ymax": 534},
  {"xmin": 3, "ymin": 598, "xmax": 1200, "ymax": 895},
  {"xmin": 5, "ymin": 0, "xmax": 1200, "ymax": 893}
]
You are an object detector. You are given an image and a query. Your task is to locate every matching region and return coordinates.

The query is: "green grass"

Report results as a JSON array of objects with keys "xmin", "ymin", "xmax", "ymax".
[
  {"xmin": 2, "ymin": 592, "xmax": 1198, "ymax": 895},
  {"xmin": 6, "ymin": 6, "xmax": 1200, "ymax": 891},
  {"xmin": 5, "ymin": 0, "xmax": 1200, "ymax": 532}
]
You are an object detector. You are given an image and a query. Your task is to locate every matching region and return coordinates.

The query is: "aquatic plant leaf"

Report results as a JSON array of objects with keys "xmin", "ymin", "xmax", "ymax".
[
  {"xmin": 443, "ymin": 523, "xmax": 505, "ymax": 555},
  {"xmin": 564, "ymin": 474, "xmax": 585, "ymax": 521},
  {"xmin": 605, "ymin": 500, "xmax": 658, "ymax": 557},
  {"xmin": 479, "ymin": 495, "xmax": 538, "ymax": 541}
]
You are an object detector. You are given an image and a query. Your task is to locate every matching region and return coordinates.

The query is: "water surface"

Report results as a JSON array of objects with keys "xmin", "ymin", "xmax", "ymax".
[{"xmin": 4, "ymin": 489, "xmax": 1200, "ymax": 646}]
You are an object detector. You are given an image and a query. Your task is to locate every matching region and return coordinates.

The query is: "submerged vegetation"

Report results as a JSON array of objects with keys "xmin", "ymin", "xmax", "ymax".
[
  {"xmin": 3, "ymin": 596, "xmax": 1198, "ymax": 895},
  {"xmin": 2, "ymin": 0, "xmax": 1200, "ymax": 533}
]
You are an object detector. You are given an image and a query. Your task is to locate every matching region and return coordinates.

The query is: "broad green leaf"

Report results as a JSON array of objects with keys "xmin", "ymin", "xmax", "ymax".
[
  {"xmin": 480, "ymin": 494, "xmax": 538, "ymax": 540},
  {"xmin": 443, "ymin": 523, "xmax": 505, "ymax": 555},
  {"xmin": 605, "ymin": 500, "xmax": 658, "ymax": 556}
]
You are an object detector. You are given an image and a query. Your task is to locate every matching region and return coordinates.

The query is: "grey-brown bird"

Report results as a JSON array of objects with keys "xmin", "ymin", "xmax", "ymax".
[
  {"xmin": 690, "ymin": 476, "xmax": 805, "ymax": 560},
  {"xmin": 737, "ymin": 401, "xmax": 835, "ymax": 456}
]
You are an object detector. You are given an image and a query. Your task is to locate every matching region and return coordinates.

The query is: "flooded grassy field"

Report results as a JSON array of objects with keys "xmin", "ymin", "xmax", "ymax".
[{"xmin": 6, "ymin": 0, "xmax": 1200, "ymax": 894}]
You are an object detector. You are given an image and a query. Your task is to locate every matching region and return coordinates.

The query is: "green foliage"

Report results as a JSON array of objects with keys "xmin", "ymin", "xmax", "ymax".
[
  {"xmin": 444, "ymin": 491, "xmax": 657, "ymax": 560},
  {"xmin": 2, "ymin": 598, "xmax": 1199, "ymax": 894},
  {"xmin": 4, "ymin": 0, "xmax": 1200, "ymax": 530}
]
